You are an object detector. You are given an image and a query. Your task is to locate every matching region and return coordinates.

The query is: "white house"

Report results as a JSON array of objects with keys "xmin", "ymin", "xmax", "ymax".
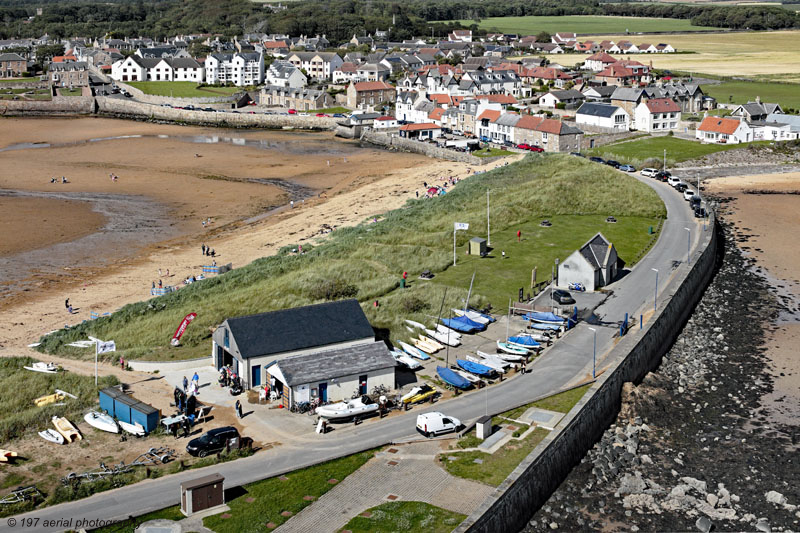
[
  {"xmin": 287, "ymin": 52, "xmax": 343, "ymax": 81},
  {"xmin": 558, "ymin": 233, "xmax": 619, "ymax": 292},
  {"xmin": 266, "ymin": 60, "xmax": 306, "ymax": 88},
  {"xmin": 111, "ymin": 55, "xmax": 145, "ymax": 81},
  {"xmin": 110, "ymin": 55, "xmax": 203, "ymax": 82},
  {"xmin": 575, "ymin": 102, "xmax": 630, "ymax": 132},
  {"xmin": 584, "ymin": 52, "xmax": 617, "ymax": 72},
  {"xmin": 373, "ymin": 116, "xmax": 398, "ymax": 129},
  {"xmin": 634, "ymin": 98, "xmax": 681, "ymax": 133},
  {"xmin": 696, "ymin": 116, "xmax": 754, "ymax": 144},
  {"xmin": 205, "ymin": 52, "xmax": 264, "ymax": 86},
  {"xmin": 538, "ymin": 89, "xmax": 585, "ymax": 109}
]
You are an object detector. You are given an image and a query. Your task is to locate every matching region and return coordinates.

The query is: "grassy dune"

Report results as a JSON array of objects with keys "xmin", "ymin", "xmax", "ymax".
[{"xmin": 38, "ymin": 155, "xmax": 665, "ymax": 362}]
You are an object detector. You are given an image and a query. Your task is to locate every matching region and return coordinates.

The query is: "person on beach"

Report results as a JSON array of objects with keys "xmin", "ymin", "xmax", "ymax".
[
  {"xmin": 67, "ymin": 304, "xmax": 73, "ymax": 314},
  {"xmin": 183, "ymin": 376, "xmax": 188, "ymax": 393},
  {"xmin": 152, "ymin": 281, "xmax": 155, "ymax": 290},
  {"xmin": 166, "ymin": 269, "xmax": 170, "ymax": 277},
  {"xmin": 202, "ymin": 244, "xmax": 206, "ymax": 255},
  {"xmin": 210, "ymin": 249, "xmax": 215, "ymax": 257},
  {"xmin": 65, "ymin": 298, "xmax": 70, "ymax": 311},
  {"xmin": 235, "ymin": 400, "xmax": 242, "ymax": 419},
  {"xmin": 158, "ymin": 279, "xmax": 163, "ymax": 288}
]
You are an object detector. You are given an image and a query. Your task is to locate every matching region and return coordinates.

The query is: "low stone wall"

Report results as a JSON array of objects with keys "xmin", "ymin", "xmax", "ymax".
[
  {"xmin": 362, "ymin": 131, "xmax": 502, "ymax": 165},
  {"xmin": 0, "ymin": 95, "xmax": 95, "ymax": 115},
  {"xmin": 96, "ymin": 97, "xmax": 337, "ymax": 130},
  {"xmin": 115, "ymin": 80, "xmax": 240, "ymax": 106},
  {"xmin": 128, "ymin": 356, "xmax": 210, "ymax": 373},
  {"xmin": 456, "ymin": 217, "xmax": 719, "ymax": 533}
]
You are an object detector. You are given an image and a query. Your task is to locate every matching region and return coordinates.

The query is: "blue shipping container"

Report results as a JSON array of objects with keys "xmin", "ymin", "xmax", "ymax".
[
  {"xmin": 130, "ymin": 401, "xmax": 159, "ymax": 433},
  {"xmin": 99, "ymin": 387, "xmax": 122, "ymax": 417}
]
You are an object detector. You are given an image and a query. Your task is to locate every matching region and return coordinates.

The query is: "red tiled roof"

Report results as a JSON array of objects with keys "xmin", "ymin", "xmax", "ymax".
[
  {"xmin": 645, "ymin": 98, "xmax": 681, "ymax": 113},
  {"xmin": 586, "ymin": 52, "xmax": 617, "ymax": 63},
  {"xmin": 376, "ymin": 116, "xmax": 396, "ymax": 121},
  {"xmin": 597, "ymin": 65, "xmax": 634, "ymax": 78},
  {"xmin": 477, "ymin": 94, "xmax": 518, "ymax": 105},
  {"xmin": 353, "ymin": 81, "xmax": 394, "ymax": 91},
  {"xmin": 263, "ymin": 41, "xmax": 288, "ymax": 48},
  {"xmin": 514, "ymin": 115, "xmax": 545, "ymax": 131},
  {"xmin": 528, "ymin": 67, "xmax": 571, "ymax": 80},
  {"xmin": 537, "ymin": 118, "xmax": 566, "ymax": 135},
  {"xmin": 618, "ymin": 60, "xmax": 645, "ymax": 68},
  {"xmin": 698, "ymin": 116, "xmax": 741, "ymax": 134},
  {"xmin": 476, "ymin": 109, "xmax": 501, "ymax": 122},
  {"xmin": 338, "ymin": 62, "xmax": 358, "ymax": 73},
  {"xmin": 429, "ymin": 93, "xmax": 453, "ymax": 105},
  {"xmin": 429, "ymin": 108, "xmax": 445, "ymax": 120},
  {"xmin": 399, "ymin": 122, "xmax": 441, "ymax": 131}
]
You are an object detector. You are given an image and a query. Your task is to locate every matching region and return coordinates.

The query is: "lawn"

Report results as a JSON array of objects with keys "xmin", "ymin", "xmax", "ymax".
[
  {"xmin": 58, "ymin": 88, "xmax": 83, "ymax": 96},
  {"xmin": 300, "ymin": 106, "xmax": 351, "ymax": 115},
  {"xmin": 443, "ymin": 15, "xmax": 720, "ymax": 34},
  {"xmin": 38, "ymin": 154, "xmax": 665, "ymax": 362},
  {"xmin": 92, "ymin": 506, "xmax": 184, "ymax": 532},
  {"xmin": 203, "ymin": 450, "xmax": 374, "ymax": 532},
  {"xmin": 702, "ymin": 80, "xmax": 800, "ymax": 110},
  {"xmin": 442, "ymin": 427, "xmax": 550, "ymax": 486},
  {"xmin": 127, "ymin": 81, "xmax": 242, "ymax": 98},
  {"xmin": 472, "ymin": 147, "xmax": 514, "ymax": 157},
  {"xmin": 0, "ymin": 357, "xmax": 118, "ymax": 443},
  {"xmin": 585, "ymin": 135, "xmax": 771, "ymax": 167},
  {"xmin": 0, "ymin": 76, "xmax": 38, "ymax": 83},
  {"xmin": 340, "ymin": 501, "xmax": 465, "ymax": 533},
  {"xmin": 498, "ymin": 384, "xmax": 593, "ymax": 421}
]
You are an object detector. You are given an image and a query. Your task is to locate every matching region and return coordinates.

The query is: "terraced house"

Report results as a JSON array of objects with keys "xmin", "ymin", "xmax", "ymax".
[
  {"xmin": 346, "ymin": 80, "xmax": 394, "ymax": 109},
  {"xmin": 205, "ymin": 52, "xmax": 264, "ymax": 86},
  {"xmin": 286, "ymin": 51, "xmax": 343, "ymax": 81},
  {"xmin": 48, "ymin": 61, "xmax": 89, "ymax": 88},
  {"xmin": 0, "ymin": 52, "xmax": 26, "ymax": 77}
]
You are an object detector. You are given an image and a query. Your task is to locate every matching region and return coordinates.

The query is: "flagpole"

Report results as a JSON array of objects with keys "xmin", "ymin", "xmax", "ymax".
[
  {"xmin": 95, "ymin": 341, "xmax": 99, "ymax": 386},
  {"xmin": 453, "ymin": 226, "xmax": 457, "ymax": 266}
]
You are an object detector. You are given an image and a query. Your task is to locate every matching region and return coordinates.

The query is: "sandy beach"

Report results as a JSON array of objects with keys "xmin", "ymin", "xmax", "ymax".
[{"xmin": 0, "ymin": 116, "xmax": 516, "ymax": 360}]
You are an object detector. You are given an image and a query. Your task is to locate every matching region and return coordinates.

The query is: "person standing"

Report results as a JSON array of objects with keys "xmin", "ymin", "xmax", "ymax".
[
  {"xmin": 201, "ymin": 244, "xmax": 206, "ymax": 255},
  {"xmin": 235, "ymin": 399, "xmax": 242, "ymax": 419},
  {"xmin": 65, "ymin": 298, "xmax": 70, "ymax": 312},
  {"xmin": 182, "ymin": 376, "xmax": 188, "ymax": 394},
  {"xmin": 517, "ymin": 230, "xmax": 522, "ymax": 242},
  {"xmin": 192, "ymin": 372, "xmax": 199, "ymax": 388}
]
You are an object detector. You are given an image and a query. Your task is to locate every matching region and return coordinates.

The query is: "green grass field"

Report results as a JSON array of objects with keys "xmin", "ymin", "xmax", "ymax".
[
  {"xmin": 340, "ymin": 501, "xmax": 465, "ymax": 533},
  {"xmin": 585, "ymin": 135, "xmax": 772, "ymax": 167},
  {"xmin": 300, "ymin": 106, "xmax": 350, "ymax": 115},
  {"xmin": 473, "ymin": 147, "xmax": 514, "ymax": 157},
  {"xmin": 127, "ymin": 81, "xmax": 242, "ymax": 98},
  {"xmin": 58, "ymin": 88, "xmax": 83, "ymax": 96},
  {"xmin": 203, "ymin": 450, "xmax": 374, "ymax": 532},
  {"xmin": 702, "ymin": 80, "xmax": 800, "ymax": 110},
  {"xmin": 442, "ymin": 15, "xmax": 721, "ymax": 34},
  {"xmin": 38, "ymin": 154, "xmax": 665, "ymax": 362},
  {"xmin": 497, "ymin": 384, "xmax": 593, "ymax": 422}
]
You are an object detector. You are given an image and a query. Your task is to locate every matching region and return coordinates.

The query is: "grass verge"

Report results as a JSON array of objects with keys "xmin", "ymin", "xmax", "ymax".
[
  {"xmin": 127, "ymin": 81, "xmax": 242, "ymax": 98},
  {"xmin": 203, "ymin": 450, "xmax": 374, "ymax": 532},
  {"xmin": 340, "ymin": 501, "xmax": 465, "ymax": 533},
  {"xmin": 472, "ymin": 147, "xmax": 514, "ymax": 157},
  {"xmin": 438, "ymin": 15, "xmax": 720, "ymax": 34},
  {"xmin": 90, "ymin": 506, "xmax": 184, "ymax": 532},
  {"xmin": 498, "ymin": 383, "xmax": 593, "ymax": 421}
]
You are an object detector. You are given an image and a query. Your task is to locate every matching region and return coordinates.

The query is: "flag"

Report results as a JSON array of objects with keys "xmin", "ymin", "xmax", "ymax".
[
  {"xmin": 454, "ymin": 222, "xmax": 469, "ymax": 230},
  {"xmin": 97, "ymin": 340, "xmax": 116, "ymax": 354},
  {"xmin": 172, "ymin": 312, "xmax": 197, "ymax": 343}
]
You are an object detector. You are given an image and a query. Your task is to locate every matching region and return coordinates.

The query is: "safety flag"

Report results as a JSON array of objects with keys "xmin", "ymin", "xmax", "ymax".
[{"xmin": 171, "ymin": 313, "xmax": 197, "ymax": 346}]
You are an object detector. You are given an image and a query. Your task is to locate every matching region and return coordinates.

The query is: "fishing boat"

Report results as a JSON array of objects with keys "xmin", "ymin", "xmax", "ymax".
[
  {"xmin": 497, "ymin": 341, "xmax": 529, "ymax": 356},
  {"xmin": 452, "ymin": 368, "xmax": 481, "ymax": 383},
  {"xmin": 23, "ymin": 362, "xmax": 59, "ymax": 373},
  {"xmin": 435, "ymin": 324, "xmax": 462, "ymax": 339},
  {"xmin": 470, "ymin": 354, "xmax": 507, "ymax": 373},
  {"xmin": 451, "ymin": 309, "xmax": 491, "ymax": 325},
  {"xmin": 34, "ymin": 392, "xmax": 65, "ymax": 407},
  {"xmin": 39, "ymin": 429, "xmax": 65, "ymax": 445},
  {"xmin": 391, "ymin": 350, "xmax": 422, "ymax": 370},
  {"xmin": 418, "ymin": 335, "xmax": 444, "ymax": 351},
  {"xmin": 398, "ymin": 341, "xmax": 431, "ymax": 361},
  {"xmin": 118, "ymin": 421, "xmax": 146, "ymax": 436},
  {"xmin": 52, "ymin": 416, "xmax": 81, "ymax": 442},
  {"xmin": 315, "ymin": 396, "xmax": 379, "ymax": 420},
  {"xmin": 84, "ymin": 411, "xmax": 119, "ymax": 433},
  {"xmin": 456, "ymin": 359, "xmax": 493, "ymax": 377},
  {"xmin": 526, "ymin": 312, "xmax": 566, "ymax": 325},
  {"xmin": 425, "ymin": 328, "xmax": 460, "ymax": 347},
  {"xmin": 413, "ymin": 337, "xmax": 441, "ymax": 354},
  {"xmin": 436, "ymin": 366, "xmax": 471, "ymax": 389},
  {"xmin": 405, "ymin": 319, "xmax": 427, "ymax": 331}
]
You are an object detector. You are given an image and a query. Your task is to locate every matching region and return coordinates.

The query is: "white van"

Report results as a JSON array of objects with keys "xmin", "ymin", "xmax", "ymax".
[{"xmin": 416, "ymin": 412, "xmax": 462, "ymax": 437}]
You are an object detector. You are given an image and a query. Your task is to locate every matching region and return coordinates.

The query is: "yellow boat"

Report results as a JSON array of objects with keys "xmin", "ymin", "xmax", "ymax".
[
  {"xmin": 0, "ymin": 450, "xmax": 18, "ymax": 463},
  {"xmin": 402, "ymin": 384, "xmax": 439, "ymax": 405},
  {"xmin": 418, "ymin": 335, "xmax": 444, "ymax": 351},
  {"xmin": 52, "ymin": 416, "xmax": 81, "ymax": 443},
  {"xmin": 413, "ymin": 337, "xmax": 440, "ymax": 354},
  {"xmin": 34, "ymin": 392, "xmax": 65, "ymax": 407}
]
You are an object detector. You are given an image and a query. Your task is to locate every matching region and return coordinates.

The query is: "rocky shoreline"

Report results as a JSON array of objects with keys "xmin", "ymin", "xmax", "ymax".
[{"xmin": 525, "ymin": 206, "xmax": 800, "ymax": 532}]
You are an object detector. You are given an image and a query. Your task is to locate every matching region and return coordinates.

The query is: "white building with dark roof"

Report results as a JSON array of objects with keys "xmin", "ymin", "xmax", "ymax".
[
  {"xmin": 558, "ymin": 233, "xmax": 620, "ymax": 291},
  {"xmin": 205, "ymin": 52, "xmax": 264, "ymax": 86},
  {"xmin": 266, "ymin": 60, "xmax": 306, "ymax": 88}
]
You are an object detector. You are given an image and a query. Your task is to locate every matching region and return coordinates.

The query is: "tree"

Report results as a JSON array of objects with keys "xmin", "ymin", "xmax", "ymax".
[
  {"xmin": 34, "ymin": 43, "xmax": 64, "ymax": 63},
  {"xmin": 189, "ymin": 42, "xmax": 212, "ymax": 58},
  {"xmin": 536, "ymin": 31, "xmax": 551, "ymax": 43}
]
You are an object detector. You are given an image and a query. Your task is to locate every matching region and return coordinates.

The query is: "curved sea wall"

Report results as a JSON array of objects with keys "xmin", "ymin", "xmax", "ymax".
[
  {"xmin": 456, "ymin": 216, "xmax": 720, "ymax": 533},
  {"xmin": 0, "ymin": 95, "xmax": 96, "ymax": 115}
]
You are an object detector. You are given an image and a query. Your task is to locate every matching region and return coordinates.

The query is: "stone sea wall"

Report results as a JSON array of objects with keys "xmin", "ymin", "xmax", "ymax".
[
  {"xmin": 0, "ymin": 95, "xmax": 95, "ymax": 115},
  {"xmin": 362, "ymin": 130, "xmax": 503, "ymax": 165},
  {"xmin": 456, "ymin": 217, "xmax": 719, "ymax": 533}
]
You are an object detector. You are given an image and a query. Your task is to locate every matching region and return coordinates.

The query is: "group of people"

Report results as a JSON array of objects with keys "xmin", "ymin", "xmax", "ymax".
[
  {"xmin": 170, "ymin": 386, "xmax": 198, "ymax": 439},
  {"xmin": 64, "ymin": 298, "xmax": 73, "ymax": 314},
  {"xmin": 182, "ymin": 372, "xmax": 200, "ymax": 396},
  {"xmin": 50, "ymin": 176, "xmax": 69, "ymax": 184},
  {"xmin": 201, "ymin": 244, "xmax": 216, "ymax": 257},
  {"xmin": 416, "ymin": 176, "xmax": 463, "ymax": 199},
  {"xmin": 201, "ymin": 217, "xmax": 213, "ymax": 229}
]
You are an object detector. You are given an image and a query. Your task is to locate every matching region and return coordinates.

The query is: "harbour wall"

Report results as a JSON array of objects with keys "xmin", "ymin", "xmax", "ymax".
[
  {"xmin": 455, "ymin": 216, "xmax": 719, "ymax": 533},
  {"xmin": 361, "ymin": 130, "xmax": 504, "ymax": 165}
]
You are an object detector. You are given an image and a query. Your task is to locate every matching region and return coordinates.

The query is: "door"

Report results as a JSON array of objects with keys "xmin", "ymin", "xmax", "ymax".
[
  {"xmin": 358, "ymin": 375, "xmax": 368, "ymax": 395},
  {"xmin": 318, "ymin": 382, "xmax": 328, "ymax": 402},
  {"xmin": 251, "ymin": 365, "xmax": 261, "ymax": 387}
]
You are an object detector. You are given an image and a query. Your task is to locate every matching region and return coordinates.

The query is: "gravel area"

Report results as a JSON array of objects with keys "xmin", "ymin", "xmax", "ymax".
[{"xmin": 524, "ymin": 207, "xmax": 800, "ymax": 532}]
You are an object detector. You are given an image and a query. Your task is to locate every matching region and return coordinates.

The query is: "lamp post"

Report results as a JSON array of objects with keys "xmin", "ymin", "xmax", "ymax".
[
  {"xmin": 588, "ymin": 327, "xmax": 597, "ymax": 379},
  {"xmin": 487, "ymin": 189, "xmax": 491, "ymax": 246},
  {"xmin": 685, "ymin": 227, "xmax": 691, "ymax": 265},
  {"xmin": 651, "ymin": 267, "xmax": 659, "ymax": 313}
]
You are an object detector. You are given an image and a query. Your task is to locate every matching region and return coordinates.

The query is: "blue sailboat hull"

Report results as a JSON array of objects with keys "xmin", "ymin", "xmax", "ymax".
[
  {"xmin": 437, "ymin": 366, "xmax": 471, "ymax": 389},
  {"xmin": 456, "ymin": 359, "xmax": 493, "ymax": 377}
]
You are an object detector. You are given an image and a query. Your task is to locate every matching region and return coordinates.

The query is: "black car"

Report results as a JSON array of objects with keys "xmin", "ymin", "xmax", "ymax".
[
  {"xmin": 589, "ymin": 156, "xmax": 605, "ymax": 164},
  {"xmin": 655, "ymin": 170, "xmax": 671, "ymax": 182},
  {"xmin": 551, "ymin": 289, "xmax": 576, "ymax": 305},
  {"xmin": 186, "ymin": 426, "xmax": 240, "ymax": 457},
  {"xmin": 605, "ymin": 160, "xmax": 621, "ymax": 169},
  {"xmin": 674, "ymin": 183, "xmax": 688, "ymax": 192},
  {"xmin": 694, "ymin": 206, "xmax": 707, "ymax": 218}
]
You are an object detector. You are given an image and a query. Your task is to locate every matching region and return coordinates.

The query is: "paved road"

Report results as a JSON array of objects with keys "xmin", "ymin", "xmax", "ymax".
[{"xmin": 2, "ymin": 171, "xmax": 700, "ymax": 532}]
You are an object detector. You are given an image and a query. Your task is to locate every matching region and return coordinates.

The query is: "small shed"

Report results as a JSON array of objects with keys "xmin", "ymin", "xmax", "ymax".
[
  {"xmin": 98, "ymin": 387, "xmax": 122, "ymax": 415},
  {"xmin": 98, "ymin": 387, "xmax": 160, "ymax": 433},
  {"xmin": 476, "ymin": 415, "xmax": 493, "ymax": 439},
  {"xmin": 130, "ymin": 401, "xmax": 160, "ymax": 433},
  {"xmin": 180, "ymin": 473, "xmax": 225, "ymax": 517},
  {"xmin": 468, "ymin": 237, "xmax": 487, "ymax": 256}
]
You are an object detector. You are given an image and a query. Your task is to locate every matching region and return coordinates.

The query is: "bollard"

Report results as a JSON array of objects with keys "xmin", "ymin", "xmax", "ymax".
[{"xmin": 640, "ymin": 314, "xmax": 643, "ymax": 329}]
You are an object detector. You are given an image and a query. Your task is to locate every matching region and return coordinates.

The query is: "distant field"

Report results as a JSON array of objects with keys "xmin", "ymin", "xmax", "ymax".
[
  {"xmin": 127, "ymin": 81, "xmax": 241, "ymax": 97},
  {"xmin": 702, "ymin": 80, "xmax": 800, "ymax": 109},
  {"xmin": 544, "ymin": 30, "xmax": 800, "ymax": 81},
  {"xmin": 443, "ymin": 15, "xmax": 721, "ymax": 34}
]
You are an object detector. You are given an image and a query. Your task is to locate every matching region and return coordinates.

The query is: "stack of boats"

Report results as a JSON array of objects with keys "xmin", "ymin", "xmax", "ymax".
[{"xmin": 40, "ymin": 416, "xmax": 82, "ymax": 445}]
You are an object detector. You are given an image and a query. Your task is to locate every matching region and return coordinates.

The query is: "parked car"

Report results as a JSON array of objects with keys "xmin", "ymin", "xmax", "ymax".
[
  {"xmin": 690, "ymin": 195, "xmax": 702, "ymax": 209},
  {"xmin": 332, "ymin": 113, "xmax": 345, "ymax": 118},
  {"xmin": 416, "ymin": 412, "xmax": 461, "ymax": 437},
  {"xmin": 694, "ymin": 206, "xmax": 707, "ymax": 218},
  {"xmin": 683, "ymin": 189, "xmax": 696, "ymax": 201},
  {"xmin": 640, "ymin": 168, "xmax": 658, "ymax": 178},
  {"xmin": 570, "ymin": 152, "xmax": 584, "ymax": 157},
  {"xmin": 589, "ymin": 156, "xmax": 605, "ymax": 164},
  {"xmin": 186, "ymin": 426, "xmax": 240, "ymax": 457},
  {"xmin": 605, "ymin": 160, "xmax": 621, "ymax": 169},
  {"xmin": 480, "ymin": 136, "xmax": 491, "ymax": 143},
  {"xmin": 184, "ymin": 105, "xmax": 196, "ymax": 111},
  {"xmin": 656, "ymin": 170, "xmax": 671, "ymax": 182},
  {"xmin": 667, "ymin": 176, "xmax": 682, "ymax": 187},
  {"xmin": 288, "ymin": 108, "xmax": 297, "ymax": 115},
  {"xmin": 203, "ymin": 107, "xmax": 215, "ymax": 112},
  {"xmin": 551, "ymin": 289, "xmax": 575, "ymax": 305},
  {"xmin": 316, "ymin": 113, "xmax": 329, "ymax": 117},
  {"xmin": 674, "ymin": 182, "xmax": 688, "ymax": 193},
  {"xmin": 517, "ymin": 143, "xmax": 532, "ymax": 150},
  {"xmin": 159, "ymin": 103, "xmax": 170, "ymax": 107},
  {"xmin": 529, "ymin": 146, "xmax": 544, "ymax": 153},
  {"xmin": 619, "ymin": 164, "xmax": 636, "ymax": 172}
]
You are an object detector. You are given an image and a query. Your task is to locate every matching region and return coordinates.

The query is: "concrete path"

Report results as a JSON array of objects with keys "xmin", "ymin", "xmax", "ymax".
[{"xmin": 277, "ymin": 441, "xmax": 493, "ymax": 533}]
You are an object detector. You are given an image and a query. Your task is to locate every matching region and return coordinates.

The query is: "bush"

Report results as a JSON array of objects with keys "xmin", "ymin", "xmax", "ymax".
[
  {"xmin": 401, "ymin": 295, "xmax": 429, "ymax": 314},
  {"xmin": 307, "ymin": 279, "xmax": 359, "ymax": 301}
]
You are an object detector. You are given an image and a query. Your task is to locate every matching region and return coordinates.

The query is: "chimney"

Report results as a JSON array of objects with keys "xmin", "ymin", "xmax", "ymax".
[{"xmin": 755, "ymin": 95, "xmax": 760, "ymax": 104}]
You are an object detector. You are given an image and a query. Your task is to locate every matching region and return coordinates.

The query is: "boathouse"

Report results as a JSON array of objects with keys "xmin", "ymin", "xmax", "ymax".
[{"xmin": 558, "ymin": 232, "xmax": 620, "ymax": 291}]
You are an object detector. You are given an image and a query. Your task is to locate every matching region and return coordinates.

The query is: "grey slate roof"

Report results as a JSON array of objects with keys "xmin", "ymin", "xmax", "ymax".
[
  {"xmin": 550, "ymin": 89, "xmax": 585, "ymax": 101},
  {"xmin": 610, "ymin": 87, "xmax": 644, "ymax": 102},
  {"xmin": 0, "ymin": 53, "xmax": 25, "ymax": 62},
  {"xmin": 584, "ymin": 86, "xmax": 616, "ymax": 98},
  {"xmin": 495, "ymin": 113, "xmax": 521, "ymax": 127},
  {"xmin": 766, "ymin": 113, "xmax": 800, "ymax": 131},
  {"xmin": 49, "ymin": 61, "xmax": 88, "ymax": 72},
  {"xmin": 275, "ymin": 341, "xmax": 394, "ymax": 386},
  {"xmin": 576, "ymin": 102, "xmax": 621, "ymax": 118},
  {"xmin": 225, "ymin": 299, "xmax": 374, "ymax": 359},
  {"xmin": 579, "ymin": 233, "xmax": 612, "ymax": 270}
]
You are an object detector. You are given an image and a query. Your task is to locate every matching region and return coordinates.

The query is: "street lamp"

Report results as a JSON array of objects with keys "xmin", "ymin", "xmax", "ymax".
[
  {"xmin": 685, "ymin": 227, "xmax": 691, "ymax": 265},
  {"xmin": 651, "ymin": 268, "xmax": 659, "ymax": 313},
  {"xmin": 588, "ymin": 327, "xmax": 597, "ymax": 379}
]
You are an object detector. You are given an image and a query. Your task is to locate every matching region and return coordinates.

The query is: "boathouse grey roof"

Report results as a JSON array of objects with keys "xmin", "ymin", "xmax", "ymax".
[
  {"xmin": 274, "ymin": 341, "xmax": 394, "ymax": 386},
  {"xmin": 579, "ymin": 233, "xmax": 614, "ymax": 270},
  {"xmin": 223, "ymin": 299, "xmax": 375, "ymax": 359},
  {"xmin": 576, "ymin": 102, "xmax": 621, "ymax": 118}
]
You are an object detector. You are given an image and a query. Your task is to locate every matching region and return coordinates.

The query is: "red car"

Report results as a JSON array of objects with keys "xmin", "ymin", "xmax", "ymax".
[
  {"xmin": 517, "ymin": 143, "xmax": 531, "ymax": 150},
  {"xmin": 316, "ymin": 113, "xmax": 329, "ymax": 117},
  {"xmin": 288, "ymin": 109, "xmax": 297, "ymax": 115},
  {"xmin": 529, "ymin": 146, "xmax": 545, "ymax": 153}
]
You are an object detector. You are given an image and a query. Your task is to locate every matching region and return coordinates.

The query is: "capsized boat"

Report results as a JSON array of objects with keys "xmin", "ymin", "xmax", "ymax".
[
  {"xmin": 418, "ymin": 335, "xmax": 443, "ymax": 351},
  {"xmin": 39, "ymin": 429, "xmax": 65, "ymax": 444},
  {"xmin": 84, "ymin": 411, "xmax": 119, "ymax": 433},
  {"xmin": 425, "ymin": 328, "xmax": 461, "ymax": 347},
  {"xmin": 413, "ymin": 337, "xmax": 441, "ymax": 354},
  {"xmin": 391, "ymin": 350, "xmax": 422, "ymax": 370},
  {"xmin": 470, "ymin": 353, "xmax": 507, "ymax": 373},
  {"xmin": 436, "ymin": 366, "xmax": 471, "ymax": 389},
  {"xmin": 451, "ymin": 309, "xmax": 491, "ymax": 325},
  {"xmin": 23, "ymin": 362, "xmax": 59, "ymax": 373},
  {"xmin": 315, "ymin": 396, "xmax": 379, "ymax": 420},
  {"xmin": 34, "ymin": 392, "xmax": 65, "ymax": 407},
  {"xmin": 497, "ymin": 341, "xmax": 529, "ymax": 356},
  {"xmin": 456, "ymin": 359, "xmax": 493, "ymax": 377},
  {"xmin": 52, "ymin": 416, "xmax": 81, "ymax": 442},
  {"xmin": 398, "ymin": 341, "xmax": 431, "ymax": 361},
  {"xmin": 0, "ymin": 450, "xmax": 18, "ymax": 463},
  {"xmin": 119, "ymin": 421, "xmax": 146, "ymax": 436}
]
